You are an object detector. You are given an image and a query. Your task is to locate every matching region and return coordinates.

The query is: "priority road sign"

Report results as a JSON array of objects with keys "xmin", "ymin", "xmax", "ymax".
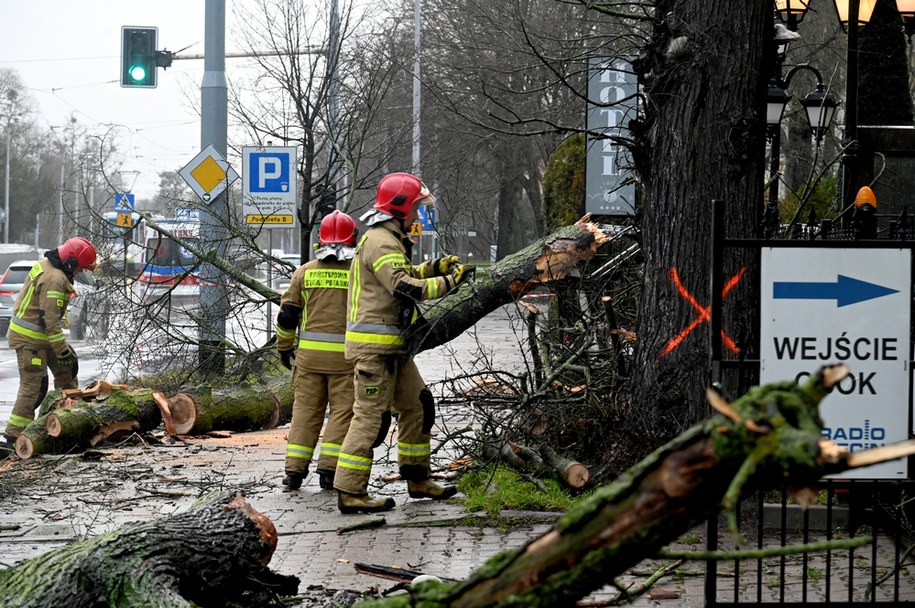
[
  {"xmin": 242, "ymin": 146, "xmax": 297, "ymax": 229},
  {"xmin": 179, "ymin": 145, "xmax": 239, "ymax": 204},
  {"xmin": 760, "ymin": 247, "xmax": 911, "ymax": 479}
]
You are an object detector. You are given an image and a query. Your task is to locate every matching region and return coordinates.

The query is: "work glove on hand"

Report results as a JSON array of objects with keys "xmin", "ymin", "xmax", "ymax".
[
  {"xmin": 449, "ymin": 263, "xmax": 475, "ymax": 287},
  {"xmin": 279, "ymin": 349, "xmax": 295, "ymax": 370},
  {"xmin": 57, "ymin": 347, "xmax": 78, "ymax": 368},
  {"xmin": 434, "ymin": 255, "xmax": 460, "ymax": 276}
]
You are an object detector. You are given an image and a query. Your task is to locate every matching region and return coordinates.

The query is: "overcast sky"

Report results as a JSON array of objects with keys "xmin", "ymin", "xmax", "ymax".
[{"xmin": 0, "ymin": 1, "xmax": 251, "ymax": 202}]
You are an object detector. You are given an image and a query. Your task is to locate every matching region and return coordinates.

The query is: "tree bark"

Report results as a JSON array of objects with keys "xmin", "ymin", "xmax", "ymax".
[
  {"xmin": 629, "ymin": 0, "xmax": 768, "ymax": 449},
  {"xmin": 16, "ymin": 385, "xmax": 166, "ymax": 459},
  {"xmin": 178, "ymin": 376, "xmax": 294, "ymax": 434},
  {"xmin": 0, "ymin": 492, "xmax": 298, "ymax": 608},
  {"xmin": 411, "ymin": 219, "xmax": 610, "ymax": 354},
  {"xmin": 352, "ymin": 367, "xmax": 915, "ymax": 608},
  {"xmin": 15, "ymin": 378, "xmax": 294, "ymax": 460}
]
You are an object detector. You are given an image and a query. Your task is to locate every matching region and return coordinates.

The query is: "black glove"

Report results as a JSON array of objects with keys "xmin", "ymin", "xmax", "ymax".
[
  {"xmin": 57, "ymin": 347, "xmax": 78, "ymax": 369},
  {"xmin": 279, "ymin": 349, "xmax": 295, "ymax": 370}
]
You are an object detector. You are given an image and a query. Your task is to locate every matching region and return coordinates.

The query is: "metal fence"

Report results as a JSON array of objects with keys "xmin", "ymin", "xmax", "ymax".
[
  {"xmin": 707, "ymin": 480, "xmax": 915, "ymax": 606},
  {"xmin": 706, "ymin": 200, "xmax": 915, "ymax": 604}
]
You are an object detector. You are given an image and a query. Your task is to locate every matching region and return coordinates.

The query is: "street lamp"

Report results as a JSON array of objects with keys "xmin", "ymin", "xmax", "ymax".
[
  {"xmin": 3, "ymin": 89, "xmax": 16, "ymax": 244},
  {"xmin": 765, "ymin": 63, "xmax": 838, "ymax": 237},
  {"xmin": 833, "ymin": 0, "xmax": 878, "ymax": 27},
  {"xmin": 775, "ymin": 0, "xmax": 811, "ymax": 30}
]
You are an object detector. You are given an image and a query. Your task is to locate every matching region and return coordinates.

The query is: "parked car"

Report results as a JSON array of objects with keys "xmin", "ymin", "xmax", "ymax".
[
  {"xmin": 0, "ymin": 259, "xmax": 41, "ymax": 337},
  {"xmin": 270, "ymin": 253, "xmax": 301, "ymax": 293},
  {"xmin": 69, "ymin": 271, "xmax": 105, "ymax": 340}
]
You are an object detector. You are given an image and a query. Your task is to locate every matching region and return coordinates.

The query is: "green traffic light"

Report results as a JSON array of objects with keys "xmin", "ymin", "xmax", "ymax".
[
  {"xmin": 121, "ymin": 26, "xmax": 158, "ymax": 88},
  {"xmin": 129, "ymin": 65, "xmax": 147, "ymax": 82}
]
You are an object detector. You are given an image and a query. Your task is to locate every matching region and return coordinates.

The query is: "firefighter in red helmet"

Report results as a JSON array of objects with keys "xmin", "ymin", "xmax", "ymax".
[
  {"xmin": 2, "ymin": 237, "xmax": 97, "ymax": 455},
  {"xmin": 276, "ymin": 210, "xmax": 358, "ymax": 490},
  {"xmin": 334, "ymin": 173, "xmax": 473, "ymax": 513}
]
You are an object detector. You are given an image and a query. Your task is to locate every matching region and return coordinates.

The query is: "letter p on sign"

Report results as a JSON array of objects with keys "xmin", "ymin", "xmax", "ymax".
[{"xmin": 250, "ymin": 152, "xmax": 290, "ymax": 193}]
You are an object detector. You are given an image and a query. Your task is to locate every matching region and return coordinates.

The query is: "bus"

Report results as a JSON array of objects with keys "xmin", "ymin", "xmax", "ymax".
[
  {"xmin": 135, "ymin": 217, "xmax": 201, "ymax": 301},
  {"xmin": 100, "ymin": 210, "xmax": 145, "ymax": 277}
]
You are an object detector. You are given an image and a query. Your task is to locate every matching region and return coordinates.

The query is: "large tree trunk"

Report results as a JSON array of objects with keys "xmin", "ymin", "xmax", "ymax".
[
  {"xmin": 354, "ymin": 366, "xmax": 915, "ymax": 608},
  {"xmin": 0, "ymin": 492, "xmax": 298, "ymax": 608},
  {"xmin": 412, "ymin": 220, "xmax": 609, "ymax": 354},
  {"xmin": 629, "ymin": 0, "xmax": 769, "ymax": 448},
  {"xmin": 15, "ymin": 378, "xmax": 295, "ymax": 460}
]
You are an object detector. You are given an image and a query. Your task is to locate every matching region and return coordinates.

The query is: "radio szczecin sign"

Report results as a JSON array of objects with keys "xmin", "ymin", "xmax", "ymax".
[{"xmin": 760, "ymin": 247, "xmax": 911, "ymax": 479}]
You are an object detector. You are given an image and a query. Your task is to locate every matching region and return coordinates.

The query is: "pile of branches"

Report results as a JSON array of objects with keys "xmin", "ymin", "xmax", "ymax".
[{"xmin": 439, "ymin": 228, "xmax": 647, "ymax": 488}]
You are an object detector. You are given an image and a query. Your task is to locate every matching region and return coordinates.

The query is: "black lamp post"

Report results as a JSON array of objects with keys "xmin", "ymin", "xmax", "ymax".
[{"xmin": 765, "ymin": 62, "xmax": 838, "ymax": 237}]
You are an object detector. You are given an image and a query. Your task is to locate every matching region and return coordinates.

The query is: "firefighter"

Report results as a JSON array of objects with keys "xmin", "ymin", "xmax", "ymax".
[
  {"xmin": 277, "ymin": 210, "xmax": 358, "ymax": 491},
  {"xmin": 2, "ymin": 237, "xmax": 96, "ymax": 454},
  {"xmin": 335, "ymin": 172, "xmax": 473, "ymax": 514}
]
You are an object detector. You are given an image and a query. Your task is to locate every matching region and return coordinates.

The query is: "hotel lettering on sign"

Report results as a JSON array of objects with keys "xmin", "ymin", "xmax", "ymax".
[
  {"xmin": 585, "ymin": 57, "xmax": 637, "ymax": 216},
  {"xmin": 759, "ymin": 247, "xmax": 911, "ymax": 479}
]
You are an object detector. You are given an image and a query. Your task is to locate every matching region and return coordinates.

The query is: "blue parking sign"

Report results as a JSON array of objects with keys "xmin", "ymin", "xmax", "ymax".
[{"xmin": 249, "ymin": 152, "xmax": 291, "ymax": 193}]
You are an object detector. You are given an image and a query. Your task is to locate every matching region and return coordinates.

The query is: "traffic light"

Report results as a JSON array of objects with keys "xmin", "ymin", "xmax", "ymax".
[{"xmin": 121, "ymin": 26, "xmax": 158, "ymax": 88}]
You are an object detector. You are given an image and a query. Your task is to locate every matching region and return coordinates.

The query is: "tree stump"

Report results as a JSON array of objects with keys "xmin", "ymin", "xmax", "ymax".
[{"xmin": 0, "ymin": 492, "xmax": 298, "ymax": 608}]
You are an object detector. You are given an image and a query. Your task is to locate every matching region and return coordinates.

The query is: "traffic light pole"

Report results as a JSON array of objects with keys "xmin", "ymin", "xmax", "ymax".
[{"xmin": 199, "ymin": 0, "xmax": 229, "ymax": 376}]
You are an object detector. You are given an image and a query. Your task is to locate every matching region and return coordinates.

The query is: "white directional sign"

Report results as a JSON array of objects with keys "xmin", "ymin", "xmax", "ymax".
[
  {"xmin": 760, "ymin": 248, "xmax": 911, "ymax": 479},
  {"xmin": 242, "ymin": 146, "xmax": 297, "ymax": 228},
  {"xmin": 179, "ymin": 145, "xmax": 239, "ymax": 204}
]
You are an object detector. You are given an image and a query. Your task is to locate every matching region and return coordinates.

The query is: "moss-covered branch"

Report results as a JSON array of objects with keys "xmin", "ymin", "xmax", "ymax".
[{"xmin": 353, "ymin": 365, "xmax": 915, "ymax": 607}]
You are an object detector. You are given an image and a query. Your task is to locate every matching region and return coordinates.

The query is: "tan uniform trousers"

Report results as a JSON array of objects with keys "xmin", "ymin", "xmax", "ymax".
[
  {"xmin": 285, "ymin": 369, "xmax": 355, "ymax": 475},
  {"xmin": 334, "ymin": 354, "xmax": 430, "ymax": 495},
  {"xmin": 4, "ymin": 346, "xmax": 76, "ymax": 437}
]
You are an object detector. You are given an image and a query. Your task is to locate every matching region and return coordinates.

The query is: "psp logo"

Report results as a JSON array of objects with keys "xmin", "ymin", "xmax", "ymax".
[{"xmin": 249, "ymin": 152, "xmax": 291, "ymax": 193}]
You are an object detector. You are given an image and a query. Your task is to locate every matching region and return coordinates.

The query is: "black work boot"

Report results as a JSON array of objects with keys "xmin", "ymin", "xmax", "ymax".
[
  {"xmin": 0, "ymin": 434, "xmax": 14, "ymax": 460},
  {"xmin": 407, "ymin": 479, "xmax": 458, "ymax": 500},
  {"xmin": 282, "ymin": 470, "xmax": 305, "ymax": 490},
  {"xmin": 316, "ymin": 468, "xmax": 335, "ymax": 490},
  {"xmin": 337, "ymin": 491, "xmax": 395, "ymax": 514}
]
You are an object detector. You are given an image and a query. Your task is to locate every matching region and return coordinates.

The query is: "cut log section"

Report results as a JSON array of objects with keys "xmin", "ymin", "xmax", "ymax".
[
  {"xmin": 15, "ymin": 376, "xmax": 295, "ymax": 459},
  {"xmin": 481, "ymin": 438, "xmax": 592, "ymax": 490},
  {"xmin": 0, "ymin": 492, "xmax": 299, "ymax": 608}
]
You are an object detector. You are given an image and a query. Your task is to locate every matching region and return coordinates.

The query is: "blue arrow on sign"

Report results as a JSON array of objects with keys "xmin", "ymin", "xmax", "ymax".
[{"xmin": 773, "ymin": 275, "xmax": 899, "ymax": 308}]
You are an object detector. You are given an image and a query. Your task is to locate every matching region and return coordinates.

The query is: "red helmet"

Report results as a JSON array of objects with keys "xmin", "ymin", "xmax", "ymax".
[
  {"xmin": 58, "ymin": 237, "xmax": 97, "ymax": 272},
  {"xmin": 319, "ymin": 210, "xmax": 357, "ymax": 246},
  {"xmin": 374, "ymin": 173, "xmax": 434, "ymax": 219}
]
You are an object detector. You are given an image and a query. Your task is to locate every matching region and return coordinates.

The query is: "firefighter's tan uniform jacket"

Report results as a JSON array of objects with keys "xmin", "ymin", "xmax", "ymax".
[
  {"xmin": 277, "ymin": 258, "xmax": 354, "ymax": 476},
  {"xmin": 343, "ymin": 221, "xmax": 453, "ymax": 357},
  {"xmin": 335, "ymin": 220, "xmax": 456, "ymax": 495},
  {"xmin": 5, "ymin": 258, "xmax": 77, "ymax": 437}
]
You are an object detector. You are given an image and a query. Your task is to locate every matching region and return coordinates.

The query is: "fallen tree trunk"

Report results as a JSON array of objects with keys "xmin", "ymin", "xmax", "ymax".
[
  {"xmin": 410, "ymin": 218, "xmax": 612, "ymax": 354},
  {"xmin": 13, "ymin": 221, "xmax": 606, "ymax": 458},
  {"xmin": 353, "ymin": 365, "xmax": 915, "ymax": 608},
  {"xmin": 15, "ymin": 384, "xmax": 169, "ymax": 459},
  {"xmin": 177, "ymin": 376, "xmax": 294, "ymax": 434},
  {"xmin": 481, "ymin": 438, "xmax": 591, "ymax": 490},
  {"xmin": 0, "ymin": 492, "xmax": 298, "ymax": 608},
  {"xmin": 15, "ymin": 377, "xmax": 294, "ymax": 459}
]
